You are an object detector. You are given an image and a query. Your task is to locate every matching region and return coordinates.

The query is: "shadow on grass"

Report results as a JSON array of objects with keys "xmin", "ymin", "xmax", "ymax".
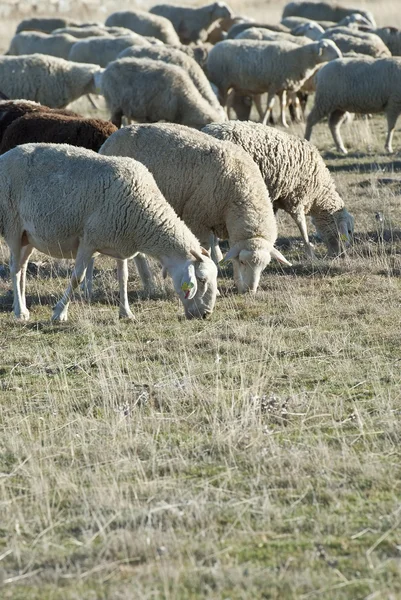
[{"xmin": 324, "ymin": 157, "xmax": 401, "ymax": 173}]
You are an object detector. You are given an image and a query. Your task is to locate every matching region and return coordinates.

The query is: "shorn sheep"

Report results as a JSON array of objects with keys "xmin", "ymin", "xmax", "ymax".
[
  {"xmin": 117, "ymin": 45, "xmax": 225, "ymax": 118},
  {"xmin": 202, "ymin": 121, "xmax": 354, "ymax": 258},
  {"xmin": 100, "ymin": 57, "xmax": 223, "ymax": 129},
  {"xmin": 0, "ymin": 113, "xmax": 117, "ymax": 155},
  {"xmin": 207, "ymin": 38, "xmax": 342, "ymax": 126},
  {"xmin": 149, "ymin": 2, "xmax": 233, "ymax": 44},
  {"xmin": 282, "ymin": 2, "xmax": 376, "ymax": 28},
  {"xmin": 0, "ymin": 143, "xmax": 218, "ymax": 321},
  {"xmin": 99, "ymin": 123, "xmax": 291, "ymax": 293},
  {"xmin": 0, "ymin": 54, "xmax": 103, "ymax": 109},
  {"xmin": 0, "ymin": 100, "xmax": 78, "ymax": 142},
  {"xmin": 305, "ymin": 57, "xmax": 401, "ymax": 154},
  {"xmin": 105, "ymin": 10, "xmax": 180, "ymax": 45}
]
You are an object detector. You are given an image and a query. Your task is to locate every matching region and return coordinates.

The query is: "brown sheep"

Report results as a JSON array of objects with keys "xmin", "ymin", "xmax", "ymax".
[{"xmin": 0, "ymin": 112, "xmax": 118, "ymax": 155}]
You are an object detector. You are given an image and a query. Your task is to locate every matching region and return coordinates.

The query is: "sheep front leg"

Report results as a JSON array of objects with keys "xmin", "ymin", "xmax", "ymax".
[
  {"xmin": 52, "ymin": 245, "xmax": 94, "ymax": 322},
  {"xmin": 117, "ymin": 259, "xmax": 135, "ymax": 320},
  {"xmin": 304, "ymin": 105, "xmax": 324, "ymax": 141},
  {"xmin": 385, "ymin": 108, "xmax": 399, "ymax": 153},
  {"xmin": 279, "ymin": 90, "xmax": 288, "ymax": 128},
  {"xmin": 328, "ymin": 110, "xmax": 348, "ymax": 154},
  {"xmin": 261, "ymin": 91, "xmax": 276, "ymax": 126},
  {"xmin": 10, "ymin": 243, "xmax": 33, "ymax": 321},
  {"xmin": 291, "ymin": 210, "xmax": 316, "ymax": 260}
]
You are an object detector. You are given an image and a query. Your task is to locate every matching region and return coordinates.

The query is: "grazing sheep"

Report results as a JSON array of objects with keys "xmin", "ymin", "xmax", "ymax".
[
  {"xmin": 0, "ymin": 100, "xmax": 79, "ymax": 142},
  {"xmin": 0, "ymin": 143, "xmax": 218, "ymax": 321},
  {"xmin": 68, "ymin": 35, "xmax": 151, "ymax": 67},
  {"xmin": 149, "ymin": 2, "xmax": 233, "ymax": 44},
  {"xmin": 101, "ymin": 57, "xmax": 223, "ymax": 129},
  {"xmin": 105, "ymin": 10, "xmax": 180, "ymax": 45},
  {"xmin": 7, "ymin": 32, "xmax": 78, "ymax": 59},
  {"xmin": 169, "ymin": 43, "xmax": 213, "ymax": 71},
  {"xmin": 226, "ymin": 21, "xmax": 290, "ymax": 39},
  {"xmin": 321, "ymin": 30, "xmax": 391, "ymax": 58},
  {"xmin": 0, "ymin": 113, "xmax": 117, "ymax": 155},
  {"xmin": 236, "ymin": 28, "xmax": 312, "ymax": 45},
  {"xmin": 52, "ymin": 25, "xmax": 136, "ymax": 39},
  {"xmin": 375, "ymin": 27, "xmax": 401, "ymax": 56},
  {"xmin": 0, "ymin": 54, "xmax": 103, "ymax": 109},
  {"xmin": 305, "ymin": 56, "xmax": 401, "ymax": 153},
  {"xmin": 16, "ymin": 17, "xmax": 86, "ymax": 34},
  {"xmin": 117, "ymin": 45, "xmax": 225, "ymax": 117},
  {"xmin": 202, "ymin": 121, "xmax": 354, "ymax": 257},
  {"xmin": 207, "ymin": 38, "xmax": 342, "ymax": 126},
  {"xmin": 282, "ymin": 2, "xmax": 376, "ymax": 28},
  {"xmin": 99, "ymin": 123, "xmax": 291, "ymax": 293}
]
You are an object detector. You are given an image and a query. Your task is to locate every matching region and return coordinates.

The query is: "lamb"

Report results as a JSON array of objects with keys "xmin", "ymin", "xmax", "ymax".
[
  {"xmin": 282, "ymin": 2, "xmax": 376, "ymax": 28},
  {"xmin": 0, "ymin": 100, "xmax": 79, "ymax": 143},
  {"xmin": 101, "ymin": 57, "xmax": 224, "ymax": 129},
  {"xmin": 117, "ymin": 45, "xmax": 225, "ymax": 117},
  {"xmin": 99, "ymin": 123, "xmax": 291, "ymax": 293},
  {"xmin": 16, "ymin": 17, "xmax": 87, "ymax": 34},
  {"xmin": 0, "ymin": 143, "xmax": 218, "ymax": 322},
  {"xmin": 321, "ymin": 30, "xmax": 391, "ymax": 58},
  {"xmin": 105, "ymin": 10, "xmax": 180, "ymax": 45},
  {"xmin": 149, "ymin": 2, "xmax": 233, "ymax": 44},
  {"xmin": 202, "ymin": 121, "xmax": 354, "ymax": 258},
  {"xmin": 7, "ymin": 32, "xmax": 78, "ymax": 60},
  {"xmin": 0, "ymin": 54, "xmax": 103, "ymax": 109},
  {"xmin": 0, "ymin": 113, "xmax": 117, "ymax": 155},
  {"xmin": 68, "ymin": 35, "xmax": 151, "ymax": 67},
  {"xmin": 207, "ymin": 38, "xmax": 342, "ymax": 126},
  {"xmin": 305, "ymin": 56, "xmax": 401, "ymax": 153}
]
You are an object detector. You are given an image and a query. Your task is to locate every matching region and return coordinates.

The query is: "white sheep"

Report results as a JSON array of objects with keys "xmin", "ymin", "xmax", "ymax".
[
  {"xmin": 375, "ymin": 27, "xmax": 401, "ymax": 56},
  {"xmin": 282, "ymin": 2, "xmax": 376, "ymax": 28},
  {"xmin": 0, "ymin": 143, "xmax": 218, "ymax": 322},
  {"xmin": 7, "ymin": 32, "xmax": 78, "ymax": 59},
  {"xmin": 305, "ymin": 56, "xmax": 401, "ymax": 153},
  {"xmin": 235, "ymin": 28, "xmax": 312, "ymax": 45},
  {"xmin": 16, "ymin": 17, "xmax": 89, "ymax": 34},
  {"xmin": 0, "ymin": 54, "xmax": 102, "ymax": 109},
  {"xmin": 68, "ymin": 35, "xmax": 151, "ymax": 67},
  {"xmin": 149, "ymin": 2, "xmax": 233, "ymax": 44},
  {"xmin": 321, "ymin": 29, "xmax": 391, "ymax": 58},
  {"xmin": 101, "ymin": 57, "xmax": 224, "ymax": 129},
  {"xmin": 99, "ymin": 123, "xmax": 291, "ymax": 293},
  {"xmin": 207, "ymin": 38, "xmax": 342, "ymax": 126},
  {"xmin": 51, "ymin": 25, "xmax": 135, "ymax": 38},
  {"xmin": 117, "ymin": 45, "xmax": 225, "ymax": 118},
  {"xmin": 105, "ymin": 10, "xmax": 180, "ymax": 45},
  {"xmin": 202, "ymin": 121, "xmax": 354, "ymax": 258}
]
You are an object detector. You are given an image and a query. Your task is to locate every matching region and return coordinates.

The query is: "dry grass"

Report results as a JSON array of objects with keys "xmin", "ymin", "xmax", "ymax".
[{"xmin": 1, "ymin": 1, "xmax": 401, "ymax": 599}]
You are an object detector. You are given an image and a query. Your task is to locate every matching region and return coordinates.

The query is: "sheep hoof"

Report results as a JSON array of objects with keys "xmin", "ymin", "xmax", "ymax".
[
  {"xmin": 14, "ymin": 310, "xmax": 30, "ymax": 322},
  {"xmin": 338, "ymin": 147, "xmax": 348, "ymax": 155},
  {"xmin": 119, "ymin": 310, "xmax": 136, "ymax": 321}
]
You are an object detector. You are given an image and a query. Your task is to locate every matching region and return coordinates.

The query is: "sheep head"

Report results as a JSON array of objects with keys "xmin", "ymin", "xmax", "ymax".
[
  {"xmin": 224, "ymin": 238, "xmax": 291, "ymax": 293},
  {"xmin": 316, "ymin": 39, "xmax": 342, "ymax": 62},
  {"xmin": 312, "ymin": 208, "xmax": 354, "ymax": 256}
]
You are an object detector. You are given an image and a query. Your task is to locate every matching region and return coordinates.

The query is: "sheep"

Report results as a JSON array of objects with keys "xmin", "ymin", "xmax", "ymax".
[
  {"xmin": 117, "ymin": 45, "xmax": 225, "ymax": 118},
  {"xmin": 68, "ymin": 35, "xmax": 151, "ymax": 67},
  {"xmin": 99, "ymin": 123, "xmax": 291, "ymax": 293},
  {"xmin": 0, "ymin": 113, "xmax": 117, "ymax": 155},
  {"xmin": 16, "ymin": 17, "xmax": 88, "ymax": 35},
  {"xmin": 282, "ymin": 2, "xmax": 376, "ymax": 28},
  {"xmin": 51, "ymin": 25, "xmax": 136, "ymax": 39},
  {"xmin": 207, "ymin": 38, "xmax": 342, "ymax": 126},
  {"xmin": 292, "ymin": 22, "xmax": 325, "ymax": 40},
  {"xmin": 305, "ymin": 56, "xmax": 401, "ymax": 154},
  {"xmin": 226, "ymin": 21, "xmax": 290, "ymax": 40},
  {"xmin": 149, "ymin": 2, "xmax": 233, "ymax": 44},
  {"xmin": 0, "ymin": 54, "xmax": 103, "ymax": 109},
  {"xmin": 206, "ymin": 16, "xmax": 246, "ymax": 44},
  {"xmin": 7, "ymin": 32, "xmax": 78, "ymax": 60},
  {"xmin": 0, "ymin": 100, "xmax": 79, "ymax": 142},
  {"xmin": 168, "ymin": 44, "xmax": 213, "ymax": 71},
  {"xmin": 375, "ymin": 27, "xmax": 401, "ymax": 56},
  {"xmin": 105, "ymin": 10, "xmax": 180, "ymax": 45},
  {"xmin": 0, "ymin": 143, "xmax": 218, "ymax": 322},
  {"xmin": 235, "ymin": 28, "xmax": 312, "ymax": 45},
  {"xmin": 202, "ymin": 121, "xmax": 354, "ymax": 258},
  {"xmin": 101, "ymin": 57, "xmax": 224, "ymax": 129},
  {"xmin": 321, "ymin": 30, "xmax": 391, "ymax": 58}
]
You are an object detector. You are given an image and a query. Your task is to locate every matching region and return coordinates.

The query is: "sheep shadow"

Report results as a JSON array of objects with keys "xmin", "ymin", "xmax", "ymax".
[{"xmin": 324, "ymin": 157, "xmax": 401, "ymax": 174}]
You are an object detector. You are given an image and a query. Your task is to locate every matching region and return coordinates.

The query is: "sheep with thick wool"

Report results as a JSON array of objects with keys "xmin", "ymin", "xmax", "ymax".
[
  {"xmin": 105, "ymin": 10, "xmax": 180, "ymax": 45},
  {"xmin": 0, "ymin": 143, "xmax": 218, "ymax": 322},
  {"xmin": 69, "ymin": 35, "xmax": 151, "ymax": 67},
  {"xmin": 202, "ymin": 121, "xmax": 354, "ymax": 258},
  {"xmin": 117, "ymin": 45, "xmax": 225, "ymax": 118},
  {"xmin": 282, "ymin": 2, "xmax": 376, "ymax": 28},
  {"xmin": 52, "ymin": 25, "xmax": 136, "ymax": 39},
  {"xmin": 207, "ymin": 38, "xmax": 342, "ymax": 126},
  {"xmin": 375, "ymin": 27, "xmax": 401, "ymax": 56},
  {"xmin": 0, "ymin": 54, "xmax": 103, "ymax": 109},
  {"xmin": 7, "ymin": 31, "xmax": 78, "ymax": 59},
  {"xmin": 0, "ymin": 100, "xmax": 78, "ymax": 142},
  {"xmin": 99, "ymin": 123, "xmax": 291, "ymax": 293},
  {"xmin": 150, "ymin": 2, "xmax": 233, "ymax": 44},
  {"xmin": 101, "ymin": 57, "xmax": 223, "ymax": 129},
  {"xmin": 305, "ymin": 56, "xmax": 401, "ymax": 153},
  {"xmin": 321, "ymin": 29, "xmax": 391, "ymax": 58}
]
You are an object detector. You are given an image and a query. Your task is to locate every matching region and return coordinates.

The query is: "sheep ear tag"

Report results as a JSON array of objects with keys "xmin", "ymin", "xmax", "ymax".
[
  {"xmin": 180, "ymin": 263, "xmax": 197, "ymax": 300},
  {"xmin": 181, "ymin": 281, "xmax": 194, "ymax": 299}
]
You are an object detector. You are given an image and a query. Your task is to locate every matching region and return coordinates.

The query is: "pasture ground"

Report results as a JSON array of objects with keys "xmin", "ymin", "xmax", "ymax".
[{"xmin": 0, "ymin": 1, "xmax": 401, "ymax": 598}]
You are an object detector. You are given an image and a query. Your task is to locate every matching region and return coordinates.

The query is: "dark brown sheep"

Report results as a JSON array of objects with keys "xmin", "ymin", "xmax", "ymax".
[
  {"xmin": 0, "ymin": 100, "xmax": 79, "ymax": 143},
  {"xmin": 0, "ymin": 112, "xmax": 118, "ymax": 155}
]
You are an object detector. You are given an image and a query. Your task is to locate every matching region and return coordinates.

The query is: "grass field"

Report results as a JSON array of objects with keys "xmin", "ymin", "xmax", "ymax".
[{"xmin": 0, "ymin": 1, "xmax": 401, "ymax": 599}]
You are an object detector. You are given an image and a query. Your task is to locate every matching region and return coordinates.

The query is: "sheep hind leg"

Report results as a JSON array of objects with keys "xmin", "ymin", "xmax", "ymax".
[
  {"xmin": 261, "ymin": 92, "xmax": 276, "ymax": 126},
  {"xmin": 328, "ymin": 110, "xmax": 348, "ymax": 154},
  {"xmin": 279, "ymin": 90, "xmax": 288, "ymax": 128},
  {"xmin": 10, "ymin": 242, "xmax": 34, "ymax": 320},
  {"xmin": 111, "ymin": 109, "xmax": 123, "ymax": 129},
  {"xmin": 304, "ymin": 105, "xmax": 325, "ymax": 141},
  {"xmin": 117, "ymin": 259, "xmax": 135, "ymax": 320},
  {"xmin": 52, "ymin": 244, "xmax": 94, "ymax": 322},
  {"xmin": 291, "ymin": 210, "xmax": 316, "ymax": 260},
  {"xmin": 385, "ymin": 109, "xmax": 399, "ymax": 153}
]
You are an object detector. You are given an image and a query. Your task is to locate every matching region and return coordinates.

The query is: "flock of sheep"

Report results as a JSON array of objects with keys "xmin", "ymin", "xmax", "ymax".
[{"xmin": 0, "ymin": 1, "xmax": 398, "ymax": 322}]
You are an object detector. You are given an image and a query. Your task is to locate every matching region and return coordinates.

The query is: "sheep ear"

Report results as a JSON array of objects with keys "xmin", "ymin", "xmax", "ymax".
[
  {"xmin": 271, "ymin": 247, "xmax": 292, "ymax": 266},
  {"xmin": 181, "ymin": 263, "xmax": 198, "ymax": 300},
  {"xmin": 224, "ymin": 246, "xmax": 240, "ymax": 262},
  {"xmin": 190, "ymin": 248, "xmax": 210, "ymax": 262},
  {"xmin": 162, "ymin": 266, "xmax": 168, "ymax": 279},
  {"xmin": 201, "ymin": 247, "xmax": 211, "ymax": 258}
]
